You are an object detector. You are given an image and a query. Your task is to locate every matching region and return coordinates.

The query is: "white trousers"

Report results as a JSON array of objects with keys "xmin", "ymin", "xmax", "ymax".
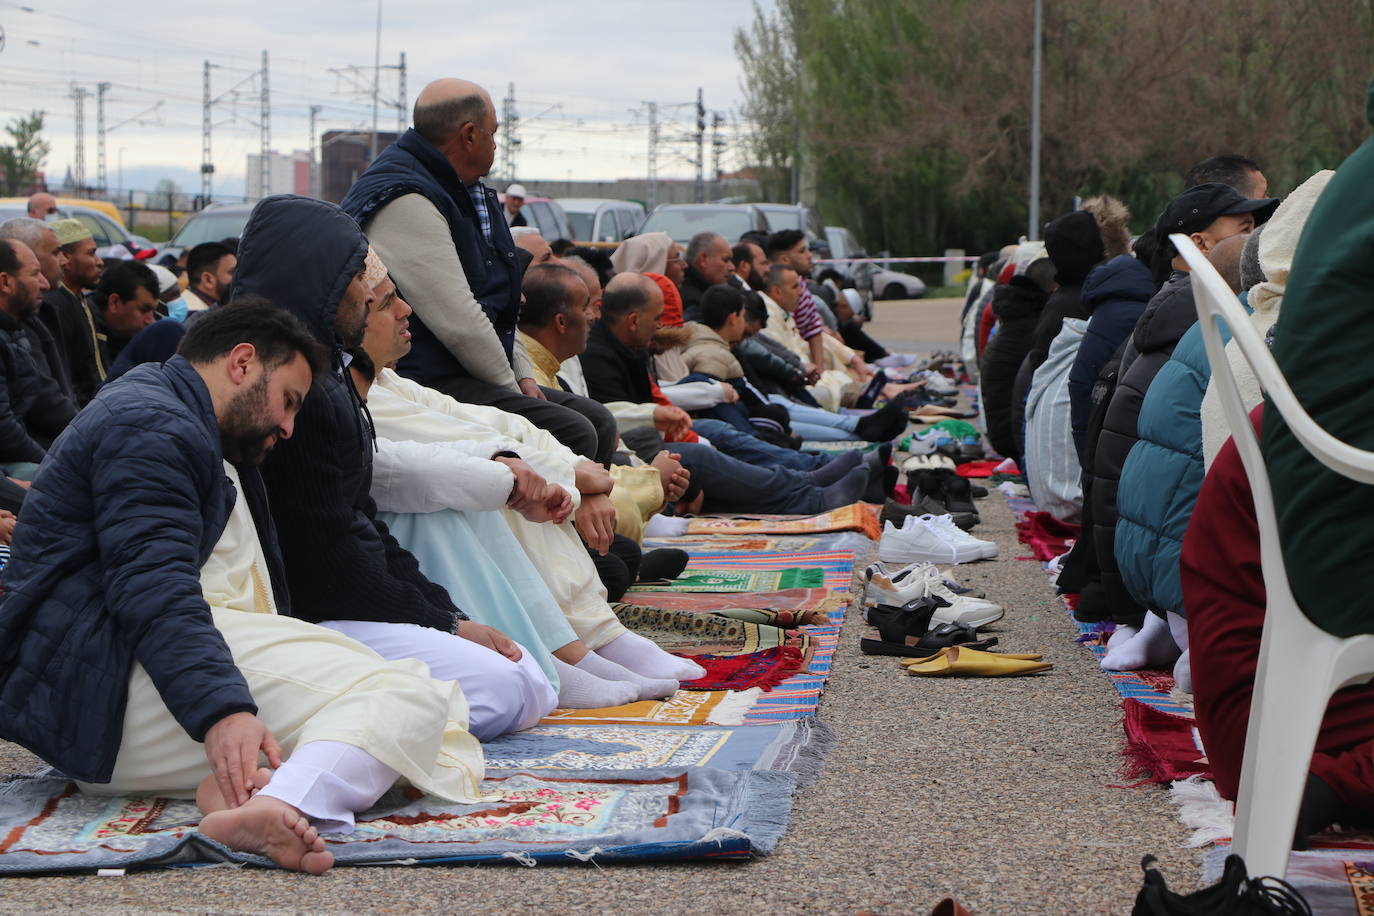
[
  {"xmin": 257, "ymin": 740, "xmax": 400, "ymax": 833},
  {"xmin": 319, "ymin": 619, "xmax": 557, "ymax": 740}
]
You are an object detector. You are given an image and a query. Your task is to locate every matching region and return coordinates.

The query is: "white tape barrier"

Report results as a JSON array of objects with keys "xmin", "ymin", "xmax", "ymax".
[{"xmin": 813, "ymin": 256, "xmax": 979, "ymax": 264}]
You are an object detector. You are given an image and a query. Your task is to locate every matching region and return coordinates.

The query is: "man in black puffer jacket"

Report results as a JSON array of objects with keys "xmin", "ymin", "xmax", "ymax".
[
  {"xmin": 1010, "ymin": 197, "xmax": 1131, "ymax": 460},
  {"xmin": 1086, "ymin": 184, "xmax": 1276, "ymax": 632},
  {"xmin": 980, "ymin": 256, "xmax": 1055, "ymax": 462}
]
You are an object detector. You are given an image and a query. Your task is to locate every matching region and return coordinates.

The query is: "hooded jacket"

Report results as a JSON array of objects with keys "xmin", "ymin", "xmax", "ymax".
[
  {"xmin": 0, "ymin": 355, "xmax": 254, "ymax": 782},
  {"xmin": 1011, "ymin": 211, "xmax": 1104, "ymax": 458},
  {"xmin": 682, "ymin": 321, "xmax": 744, "ymax": 380},
  {"xmin": 1025, "ymin": 318, "xmax": 1087, "ymax": 523},
  {"xmin": 242, "ymin": 195, "xmax": 467, "ymax": 633},
  {"xmin": 1087, "ymin": 270, "xmax": 1196, "ymax": 624},
  {"xmin": 979, "ymin": 276, "xmax": 1048, "ymax": 461},
  {"xmin": 1262, "ymin": 78, "xmax": 1374, "ymax": 637},
  {"xmin": 1067, "ymin": 256, "xmax": 1156, "ymax": 462}
]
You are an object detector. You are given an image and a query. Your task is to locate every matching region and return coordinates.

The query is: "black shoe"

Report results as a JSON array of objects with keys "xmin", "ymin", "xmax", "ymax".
[
  {"xmin": 880, "ymin": 496, "xmax": 978, "ymax": 532},
  {"xmin": 638, "ymin": 548, "xmax": 690, "ymax": 583},
  {"xmin": 941, "ymin": 474, "xmax": 979, "ymax": 516}
]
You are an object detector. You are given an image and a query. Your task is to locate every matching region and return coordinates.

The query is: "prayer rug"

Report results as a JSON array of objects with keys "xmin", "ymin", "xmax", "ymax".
[
  {"xmin": 684, "ymin": 504, "xmax": 881, "ymax": 539},
  {"xmin": 672, "ymin": 549, "xmax": 860, "ymax": 591},
  {"xmin": 678, "ymin": 647, "xmax": 805, "ymax": 693},
  {"xmin": 743, "ymin": 625, "xmax": 841, "ymax": 723},
  {"xmin": 628, "ymin": 567, "xmax": 825, "ymax": 593},
  {"xmin": 482, "ymin": 718, "xmax": 833, "ymax": 787},
  {"xmin": 1201, "ymin": 848, "xmax": 1373, "ymax": 915},
  {"xmin": 611, "ymin": 604, "xmax": 812, "ymax": 655},
  {"xmin": 0, "ymin": 767, "xmax": 793, "ymax": 873},
  {"xmin": 539, "ymin": 688, "xmax": 763, "ymax": 727},
  {"xmin": 1120, "ymin": 698, "xmax": 1212, "ymax": 785},
  {"xmin": 628, "ymin": 587, "xmax": 847, "ymax": 622},
  {"xmin": 1015, "ymin": 511, "xmax": 1080, "ymax": 562}
]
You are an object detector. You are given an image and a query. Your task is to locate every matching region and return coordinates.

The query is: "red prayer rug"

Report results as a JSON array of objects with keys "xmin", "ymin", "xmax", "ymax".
[{"xmin": 677, "ymin": 646, "xmax": 806, "ymax": 693}]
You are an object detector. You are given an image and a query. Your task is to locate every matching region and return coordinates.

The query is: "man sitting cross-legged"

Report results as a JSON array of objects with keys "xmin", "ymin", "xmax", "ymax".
[
  {"xmin": 0, "ymin": 301, "xmax": 494, "ymax": 873},
  {"xmin": 352, "ymin": 252, "xmax": 704, "ymax": 706}
]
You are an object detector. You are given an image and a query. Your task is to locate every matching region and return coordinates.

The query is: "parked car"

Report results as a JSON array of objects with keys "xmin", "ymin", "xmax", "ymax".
[
  {"xmin": 558, "ymin": 198, "xmax": 645, "ymax": 243},
  {"xmin": 823, "ymin": 225, "xmax": 926, "ymax": 301},
  {"xmin": 750, "ymin": 202, "xmax": 827, "ymax": 245},
  {"xmin": 636, "ymin": 204, "xmax": 770, "ymax": 246},
  {"xmin": 0, "ymin": 196, "xmax": 127, "ymax": 228},
  {"xmin": 159, "ymin": 203, "xmax": 255, "ymax": 263},
  {"xmin": 0, "ymin": 201, "xmax": 152, "ymax": 261},
  {"xmin": 499, "ymin": 194, "xmax": 574, "ymax": 242}
]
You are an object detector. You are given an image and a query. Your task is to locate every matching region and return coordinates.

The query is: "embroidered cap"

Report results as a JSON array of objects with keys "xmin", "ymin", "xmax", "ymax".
[
  {"xmin": 362, "ymin": 245, "xmax": 388, "ymax": 289},
  {"xmin": 51, "ymin": 218, "xmax": 93, "ymax": 247}
]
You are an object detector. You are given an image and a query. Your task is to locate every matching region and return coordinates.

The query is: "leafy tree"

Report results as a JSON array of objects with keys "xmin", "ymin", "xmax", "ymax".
[
  {"xmin": 0, "ymin": 111, "xmax": 50, "ymax": 196},
  {"xmin": 153, "ymin": 178, "xmax": 180, "ymax": 210}
]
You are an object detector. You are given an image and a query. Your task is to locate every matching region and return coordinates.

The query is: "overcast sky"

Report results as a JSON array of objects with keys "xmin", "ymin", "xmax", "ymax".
[{"xmin": 0, "ymin": 0, "xmax": 772, "ymax": 198}]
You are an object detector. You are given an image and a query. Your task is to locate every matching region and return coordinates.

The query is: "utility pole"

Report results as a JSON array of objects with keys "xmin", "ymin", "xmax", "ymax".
[
  {"xmin": 201, "ymin": 60, "xmax": 214, "ymax": 206},
  {"xmin": 500, "ymin": 83, "xmax": 518, "ymax": 182},
  {"xmin": 369, "ymin": 0, "xmax": 383, "ymax": 160},
  {"xmin": 69, "ymin": 84, "xmax": 88, "ymax": 192},
  {"xmin": 1028, "ymin": 0, "xmax": 1043, "ymax": 240},
  {"xmin": 259, "ymin": 50, "xmax": 271, "ymax": 199},
  {"xmin": 95, "ymin": 82, "xmax": 110, "ymax": 192},
  {"xmin": 693, "ymin": 88, "xmax": 705, "ymax": 204},
  {"xmin": 396, "ymin": 51, "xmax": 407, "ymax": 131},
  {"xmin": 710, "ymin": 112, "xmax": 725, "ymax": 201},
  {"xmin": 308, "ymin": 104, "xmax": 322, "ymax": 198},
  {"xmin": 645, "ymin": 101, "xmax": 659, "ymax": 209}
]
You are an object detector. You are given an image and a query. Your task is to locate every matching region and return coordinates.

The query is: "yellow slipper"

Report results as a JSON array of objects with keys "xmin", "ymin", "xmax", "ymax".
[
  {"xmin": 899, "ymin": 647, "xmax": 1043, "ymax": 665},
  {"xmin": 904, "ymin": 646, "xmax": 1053, "ymax": 677}
]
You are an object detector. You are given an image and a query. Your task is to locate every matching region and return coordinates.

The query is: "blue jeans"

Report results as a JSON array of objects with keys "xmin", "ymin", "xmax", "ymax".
[
  {"xmin": 690, "ymin": 418, "xmax": 828, "ymax": 471},
  {"xmin": 672, "ymin": 442, "xmax": 826, "ymax": 514},
  {"xmin": 768, "ymin": 395, "xmax": 860, "ymax": 442}
]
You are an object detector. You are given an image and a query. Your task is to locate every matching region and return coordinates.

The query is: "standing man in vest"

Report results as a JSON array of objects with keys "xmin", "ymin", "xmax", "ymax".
[{"xmin": 341, "ymin": 79, "xmax": 616, "ymax": 466}]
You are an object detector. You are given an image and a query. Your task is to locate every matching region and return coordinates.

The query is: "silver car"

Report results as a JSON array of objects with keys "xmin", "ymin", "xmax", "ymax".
[{"xmin": 559, "ymin": 198, "xmax": 645, "ymax": 243}]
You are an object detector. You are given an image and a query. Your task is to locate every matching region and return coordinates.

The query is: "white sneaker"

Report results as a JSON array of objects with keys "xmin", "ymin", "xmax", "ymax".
[
  {"xmin": 862, "ymin": 562, "xmax": 938, "ymax": 607},
  {"xmin": 878, "ymin": 518, "xmax": 984, "ymax": 565},
  {"xmin": 863, "ymin": 565, "xmax": 1003, "ymax": 628},
  {"xmin": 908, "ymin": 513, "xmax": 998, "ymax": 560},
  {"xmin": 912, "ymin": 566, "xmax": 1004, "ymax": 628},
  {"xmin": 918, "ymin": 370, "xmax": 958, "ymax": 394}
]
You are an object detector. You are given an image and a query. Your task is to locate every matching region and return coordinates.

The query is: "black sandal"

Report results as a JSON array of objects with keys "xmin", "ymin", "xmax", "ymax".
[{"xmin": 860, "ymin": 598, "xmax": 998, "ymax": 657}]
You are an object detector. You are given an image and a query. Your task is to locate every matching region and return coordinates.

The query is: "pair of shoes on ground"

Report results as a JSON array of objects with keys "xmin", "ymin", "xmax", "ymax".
[
  {"xmin": 860, "ymin": 560, "xmax": 1001, "ymax": 628},
  {"xmin": 879, "ymin": 513, "xmax": 998, "ymax": 565},
  {"xmin": 902, "ymin": 645, "xmax": 1052, "ymax": 677},
  {"xmin": 863, "ymin": 558, "xmax": 986, "ymax": 598},
  {"xmin": 894, "ymin": 466, "xmax": 982, "ymax": 529},
  {"xmin": 859, "ymin": 594, "xmax": 998, "ymax": 657}
]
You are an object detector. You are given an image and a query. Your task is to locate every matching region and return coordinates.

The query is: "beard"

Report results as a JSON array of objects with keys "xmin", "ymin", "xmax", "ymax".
[{"xmin": 219, "ymin": 374, "xmax": 280, "ymax": 466}]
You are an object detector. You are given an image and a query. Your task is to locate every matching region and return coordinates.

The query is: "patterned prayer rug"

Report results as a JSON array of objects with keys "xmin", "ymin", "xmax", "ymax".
[
  {"xmin": 742, "ymin": 626, "xmax": 840, "ymax": 723},
  {"xmin": 685, "ymin": 504, "xmax": 880, "ymax": 539},
  {"xmin": 628, "ymin": 567, "xmax": 825, "ymax": 593},
  {"xmin": 1121, "ymin": 698, "xmax": 1212, "ymax": 785},
  {"xmin": 626, "ymin": 587, "xmax": 847, "ymax": 622},
  {"xmin": 611, "ymin": 604, "xmax": 812, "ymax": 656},
  {"xmin": 0, "ymin": 767, "xmax": 793, "ymax": 873},
  {"xmin": 678, "ymin": 647, "xmax": 805, "ymax": 693},
  {"xmin": 672, "ymin": 549, "xmax": 860, "ymax": 591},
  {"xmin": 1202, "ymin": 847, "xmax": 1373, "ymax": 915},
  {"xmin": 539, "ymin": 688, "xmax": 763, "ymax": 727},
  {"xmin": 483, "ymin": 718, "xmax": 833, "ymax": 787}
]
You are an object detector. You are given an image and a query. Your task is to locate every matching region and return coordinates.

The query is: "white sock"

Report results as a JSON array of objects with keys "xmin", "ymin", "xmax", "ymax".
[
  {"xmin": 596, "ymin": 631, "xmax": 707, "ymax": 681},
  {"xmin": 1106, "ymin": 624, "xmax": 1139, "ymax": 652},
  {"xmin": 1173, "ymin": 648, "xmax": 1193, "ymax": 695},
  {"xmin": 1101, "ymin": 612, "xmax": 1180, "ymax": 671},
  {"xmin": 552, "ymin": 657, "xmax": 638, "ymax": 709},
  {"xmin": 578, "ymin": 651, "xmax": 680, "ymax": 701},
  {"xmin": 644, "ymin": 514, "xmax": 690, "ymax": 538}
]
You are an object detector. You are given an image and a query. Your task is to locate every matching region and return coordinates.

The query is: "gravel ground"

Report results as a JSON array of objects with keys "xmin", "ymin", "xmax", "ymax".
[{"xmin": 0, "ymin": 304, "xmax": 1206, "ymax": 913}]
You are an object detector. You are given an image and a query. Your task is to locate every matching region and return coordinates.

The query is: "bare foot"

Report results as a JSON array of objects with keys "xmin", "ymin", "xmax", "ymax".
[
  {"xmin": 198, "ymin": 795, "xmax": 334, "ymax": 874},
  {"xmin": 196, "ymin": 767, "xmax": 275, "ymax": 816}
]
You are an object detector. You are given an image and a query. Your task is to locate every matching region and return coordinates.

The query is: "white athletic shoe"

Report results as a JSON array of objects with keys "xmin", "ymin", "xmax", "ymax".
[
  {"xmin": 863, "ymin": 565, "xmax": 1003, "ymax": 628},
  {"xmin": 878, "ymin": 518, "xmax": 984, "ymax": 565},
  {"xmin": 909, "ymin": 513, "xmax": 998, "ymax": 560}
]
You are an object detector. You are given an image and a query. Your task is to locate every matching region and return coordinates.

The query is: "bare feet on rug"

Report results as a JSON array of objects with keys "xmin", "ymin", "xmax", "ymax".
[
  {"xmin": 196, "ymin": 766, "xmax": 274, "ymax": 816},
  {"xmin": 198, "ymin": 796, "xmax": 334, "ymax": 874}
]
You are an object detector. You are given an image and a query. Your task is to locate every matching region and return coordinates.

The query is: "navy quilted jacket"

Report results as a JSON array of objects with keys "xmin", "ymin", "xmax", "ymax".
[{"xmin": 0, "ymin": 356, "xmax": 255, "ymax": 782}]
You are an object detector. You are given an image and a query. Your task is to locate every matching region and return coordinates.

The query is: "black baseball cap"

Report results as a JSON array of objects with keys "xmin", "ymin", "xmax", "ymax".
[{"xmin": 1156, "ymin": 182, "xmax": 1279, "ymax": 236}]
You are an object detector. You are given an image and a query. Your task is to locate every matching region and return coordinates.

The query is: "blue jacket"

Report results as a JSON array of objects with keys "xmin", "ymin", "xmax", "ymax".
[
  {"xmin": 1115, "ymin": 305, "xmax": 1239, "ymax": 617},
  {"xmin": 1067, "ymin": 255, "xmax": 1154, "ymax": 462},
  {"xmin": 0, "ymin": 356, "xmax": 256, "ymax": 782},
  {"xmin": 339, "ymin": 129, "xmax": 522, "ymax": 387}
]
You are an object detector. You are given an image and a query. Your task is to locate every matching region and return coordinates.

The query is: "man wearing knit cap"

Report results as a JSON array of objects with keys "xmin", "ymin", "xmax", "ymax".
[{"xmin": 42, "ymin": 218, "xmax": 106, "ymax": 405}]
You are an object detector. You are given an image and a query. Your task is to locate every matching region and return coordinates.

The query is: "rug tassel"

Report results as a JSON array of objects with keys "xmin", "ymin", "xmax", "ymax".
[
  {"xmin": 500, "ymin": 850, "xmax": 538, "ymax": 867},
  {"xmin": 1169, "ymin": 776, "xmax": 1234, "ymax": 848},
  {"xmin": 705, "ymin": 687, "xmax": 764, "ymax": 726},
  {"xmin": 564, "ymin": 846, "xmax": 604, "ymax": 862},
  {"xmin": 699, "ymin": 826, "xmax": 751, "ymax": 845}
]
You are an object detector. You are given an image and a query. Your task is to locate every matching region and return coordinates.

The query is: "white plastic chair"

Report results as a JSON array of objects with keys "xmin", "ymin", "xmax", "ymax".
[{"xmin": 1176, "ymin": 233, "xmax": 1374, "ymax": 880}]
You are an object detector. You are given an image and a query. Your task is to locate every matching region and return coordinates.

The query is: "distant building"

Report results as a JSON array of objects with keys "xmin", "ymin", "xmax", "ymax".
[
  {"xmin": 320, "ymin": 131, "xmax": 400, "ymax": 203},
  {"xmin": 246, "ymin": 150, "xmax": 312, "ymax": 200}
]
